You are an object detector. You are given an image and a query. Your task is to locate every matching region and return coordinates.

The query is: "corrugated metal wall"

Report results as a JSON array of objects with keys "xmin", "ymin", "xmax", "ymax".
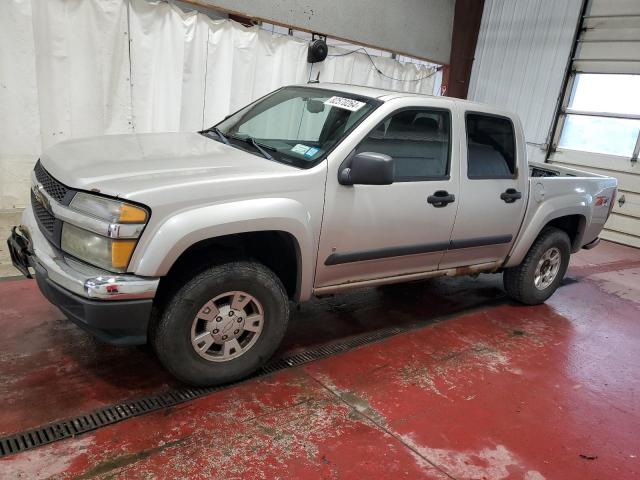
[{"xmin": 468, "ymin": 0, "xmax": 583, "ymax": 164}]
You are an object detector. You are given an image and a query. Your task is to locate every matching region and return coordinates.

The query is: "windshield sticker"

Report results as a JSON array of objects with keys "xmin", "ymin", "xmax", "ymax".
[
  {"xmin": 291, "ymin": 144, "xmax": 311, "ymax": 155},
  {"xmin": 324, "ymin": 96, "xmax": 366, "ymax": 112},
  {"xmin": 304, "ymin": 147, "xmax": 320, "ymax": 157}
]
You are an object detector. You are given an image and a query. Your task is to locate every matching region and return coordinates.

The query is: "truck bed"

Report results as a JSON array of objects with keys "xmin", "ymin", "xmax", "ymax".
[
  {"xmin": 504, "ymin": 160, "xmax": 618, "ymax": 269},
  {"xmin": 528, "ymin": 160, "xmax": 607, "ymax": 179}
]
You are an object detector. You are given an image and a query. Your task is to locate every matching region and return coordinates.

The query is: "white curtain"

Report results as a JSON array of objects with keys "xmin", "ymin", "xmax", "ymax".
[
  {"xmin": 0, "ymin": 0, "xmax": 41, "ymax": 210},
  {"xmin": 0, "ymin": 0, "xmax": 438, "ymax": 209}
]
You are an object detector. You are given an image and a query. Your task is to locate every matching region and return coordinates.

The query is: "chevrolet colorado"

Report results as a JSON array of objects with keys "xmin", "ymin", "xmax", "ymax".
[{"xmin": 8, "ymin": 84, "xmax": 618, "ymax": 385}]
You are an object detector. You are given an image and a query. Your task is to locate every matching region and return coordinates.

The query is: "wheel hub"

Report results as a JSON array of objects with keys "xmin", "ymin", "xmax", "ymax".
[
  {"xmin": 190, "ymin": 291, "xmax": 264, "ymax": 362},
  {"xmin": 205, "ymin": 305, "xmax": 246, "ymax": 343},
  {"xmin": 534, "ymin": 247, "xmax": 561, "ymax": 290}
]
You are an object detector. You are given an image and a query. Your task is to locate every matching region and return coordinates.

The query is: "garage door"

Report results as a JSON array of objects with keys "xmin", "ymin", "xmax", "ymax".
[{"xmin": 548, "ymin": 0, "xmax": 640, "ymax": 247}]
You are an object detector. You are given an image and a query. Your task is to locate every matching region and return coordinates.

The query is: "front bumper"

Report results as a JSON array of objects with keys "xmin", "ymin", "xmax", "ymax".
[{"xmin": 7, "ymin": 207, "xmax": 159, "ymax": 345}]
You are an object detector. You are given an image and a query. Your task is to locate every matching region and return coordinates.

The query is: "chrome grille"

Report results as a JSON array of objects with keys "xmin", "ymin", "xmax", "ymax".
[
  {"xmin": 31, "ymin": 191, "xmax": 55, "ymax": 234},
  {"xmin": 34, "ymin": 161, "xmax": 69, "ymax": 203}
]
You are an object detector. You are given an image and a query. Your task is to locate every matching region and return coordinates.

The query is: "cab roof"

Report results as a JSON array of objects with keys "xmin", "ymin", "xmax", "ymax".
[
  {"xmin": 298, "ymin": 82, "xmax": 512, "ymax": 116},
  {"xmin": 299, "ymin": 82, "xmax": 415, "ymax": 100}
]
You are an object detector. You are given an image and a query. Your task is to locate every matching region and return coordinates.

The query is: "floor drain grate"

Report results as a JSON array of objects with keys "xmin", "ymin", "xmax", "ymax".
[{"xmin": 0, "ymin": 325, "xmax": 405, "ymax": 458}]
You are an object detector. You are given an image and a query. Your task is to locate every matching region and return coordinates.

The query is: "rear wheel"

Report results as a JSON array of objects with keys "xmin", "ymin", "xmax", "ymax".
[
  {"xmin": 151, "ymin": 261, "xmax": 289, "ymax": 386},
  {"xmin": 503, "ymin": 227, "xmax": 571, "ymax": 305}
]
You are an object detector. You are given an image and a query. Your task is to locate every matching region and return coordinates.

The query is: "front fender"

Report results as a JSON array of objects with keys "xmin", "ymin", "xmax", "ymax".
[{"xmin": 129, "ymin": 198, "xmax": 316, "ymax": 298}]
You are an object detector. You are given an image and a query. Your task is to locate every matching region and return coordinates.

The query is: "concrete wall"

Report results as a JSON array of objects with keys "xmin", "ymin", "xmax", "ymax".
[{"xmin": 193, "ymin": 0, "xmax": 455, "ymax": 65}]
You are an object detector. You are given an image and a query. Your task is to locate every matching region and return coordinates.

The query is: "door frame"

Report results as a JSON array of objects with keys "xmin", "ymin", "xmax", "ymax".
[{"xmin": 313, "ymin": 96, "xmax": 462, "ymax": 289}]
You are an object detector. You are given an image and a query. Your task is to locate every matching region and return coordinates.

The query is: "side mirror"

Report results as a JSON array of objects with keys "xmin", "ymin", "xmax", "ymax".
[{"xmin": 339, "ymin": 152, "xmax": 394, "ymax": 186}]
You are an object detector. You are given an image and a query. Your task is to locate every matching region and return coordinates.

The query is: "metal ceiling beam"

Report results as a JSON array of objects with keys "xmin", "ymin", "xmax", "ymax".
[
  {"xmin": 176, "ymin": 0, "xmax": 454, "ymax": 64},
  {"xmin": 442, "ymin": 0, "xmax": 484, "ymax": 98}
]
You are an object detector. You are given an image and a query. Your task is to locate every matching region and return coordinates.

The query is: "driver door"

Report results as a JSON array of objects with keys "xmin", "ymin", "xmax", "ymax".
[{"xmin": 315, "ymin": 102, "xmax": 460, "ymax": 289}]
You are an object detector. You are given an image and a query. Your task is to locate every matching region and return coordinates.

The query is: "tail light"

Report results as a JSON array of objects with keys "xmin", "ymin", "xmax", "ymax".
[
  {"xmin": 595, "ymin": 189, "xmax": 617, "ymax": 220},
  {"xmin": 607, "ymin": 189, "xmax": 617, "ymax": 219}
]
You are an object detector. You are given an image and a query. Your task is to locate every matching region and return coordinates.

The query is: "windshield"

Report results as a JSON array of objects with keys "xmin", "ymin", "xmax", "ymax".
[{"xmin": 211, "ymin": 87, "xmax": 379, "ymax": 168}]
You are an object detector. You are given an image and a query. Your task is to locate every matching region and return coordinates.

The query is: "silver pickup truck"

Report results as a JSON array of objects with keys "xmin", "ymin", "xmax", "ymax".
[{"xmin": 8, "ymin": 83, "xmax": 617, "ymax": 385}]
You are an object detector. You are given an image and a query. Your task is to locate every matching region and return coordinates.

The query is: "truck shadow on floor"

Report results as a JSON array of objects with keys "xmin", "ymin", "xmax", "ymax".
[
  {"xmin": 0, "ymin": 273, "xmax": 514, "ymax": 436},
  {"xmin": 280, "ymin": 274, "xmax": 508, "ymax": 353}
]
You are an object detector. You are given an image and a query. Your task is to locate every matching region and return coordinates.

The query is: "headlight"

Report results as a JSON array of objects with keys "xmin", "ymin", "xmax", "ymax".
[
  {"xmin": 61, "ymin": 194, "xmax": 149, "ymax": 273},
  {"xmin": 70, "ymin": 192, "xmax": 148, "ymax": 224},
  {"xmin": 62, "ymin": 223, "xmax": 138, "ymax": 272}
]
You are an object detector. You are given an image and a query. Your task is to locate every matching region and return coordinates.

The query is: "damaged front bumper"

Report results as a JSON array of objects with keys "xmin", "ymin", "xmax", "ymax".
[{"xmin": 7, "ymin": 207, "xmax": 159, "ymax": 345}]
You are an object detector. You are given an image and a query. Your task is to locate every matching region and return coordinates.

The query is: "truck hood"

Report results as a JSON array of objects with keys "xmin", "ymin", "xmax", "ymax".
[{"xmin": 40, "ymin": 132, "xmax": 294, "ymax": 197}]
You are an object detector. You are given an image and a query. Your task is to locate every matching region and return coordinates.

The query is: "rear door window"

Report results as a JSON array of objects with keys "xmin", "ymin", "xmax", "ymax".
[{"xmin": 466, "ymin": 113, "xmax": 516, "ymax": 179}]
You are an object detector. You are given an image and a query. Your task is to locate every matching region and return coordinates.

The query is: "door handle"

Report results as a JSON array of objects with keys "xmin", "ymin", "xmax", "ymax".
[
  {"xmin": 427, "ymin": 190, "xmax": 455, "ymax": 208},
  {"xmin": 500, "ymin": 188, "xmax": 522, "ymax": 203}
]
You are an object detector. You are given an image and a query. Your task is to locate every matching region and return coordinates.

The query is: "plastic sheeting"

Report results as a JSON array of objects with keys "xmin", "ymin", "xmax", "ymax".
[{"xmin": 0, "ymin": 0, "xmax": 438, "ymax": 209}]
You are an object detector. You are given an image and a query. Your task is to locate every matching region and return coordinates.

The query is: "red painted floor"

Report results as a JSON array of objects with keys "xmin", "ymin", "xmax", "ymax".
[
  {"xmin": 0, "ymin": 269, "xmax": 506, "ymax": 436},
  {"xmin": 0, "ymin": 241, "xmax": 639, "ymax": 479}
]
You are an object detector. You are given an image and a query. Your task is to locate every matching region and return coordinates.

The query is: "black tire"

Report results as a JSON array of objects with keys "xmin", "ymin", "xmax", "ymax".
[
  {"xmin": 503, "ymin": 227, "xmax": 571, "ymax": 305},
  {"xmin": 151, "ymin": 261, "xmax": 289, "ymax": 386}
]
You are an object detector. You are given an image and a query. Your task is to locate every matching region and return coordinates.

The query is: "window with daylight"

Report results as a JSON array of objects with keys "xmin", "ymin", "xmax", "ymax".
[{"xmin": 558, "ymin": 74, "xmax": 640, "ymax": 158}]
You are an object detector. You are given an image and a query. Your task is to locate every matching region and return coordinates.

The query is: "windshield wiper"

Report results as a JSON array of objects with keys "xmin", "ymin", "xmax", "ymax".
[
  {"xmin": 213, "ymin": 127, "xmax": 230, "ymax": 145},
  {"xmin": 209, "ymin": 127, "xmax": 230, "ymax": 145},
  {"xmin": 229, "ymin": 135, "xmax": 275, "ymax": 160},
  {"xmin": 246, "ymin": 137, "xmax": 273, "ymax": 160},
  {"xmin": 200, "ymin": 126, "xmax": 230, "ymax": 145}
]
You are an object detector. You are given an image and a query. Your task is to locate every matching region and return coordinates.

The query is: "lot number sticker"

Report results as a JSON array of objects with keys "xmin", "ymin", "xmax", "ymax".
[{"xmin": 324, "ymin": 96, "xmax": 366, "ymax": 112}]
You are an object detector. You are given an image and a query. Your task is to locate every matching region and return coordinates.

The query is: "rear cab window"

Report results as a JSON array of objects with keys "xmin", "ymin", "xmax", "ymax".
[{"xmin": 466, "ymin": 113, "xmax": 516, "ymax": 179}]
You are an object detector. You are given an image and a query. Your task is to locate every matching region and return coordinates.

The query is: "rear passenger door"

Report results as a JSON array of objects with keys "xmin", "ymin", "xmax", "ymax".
[
  {"xmin": 440, "ymin": 110, "xmax": 528, "ymax": 269},
  {"xmin": 315, "ymin": 105, "xmax": 459, "ymax": 288}
]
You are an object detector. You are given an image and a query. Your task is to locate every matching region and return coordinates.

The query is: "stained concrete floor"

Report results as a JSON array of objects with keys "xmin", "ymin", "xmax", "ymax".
[{"xmin": 0, "ymin": 241, "xmax": 639, "ymax": 479}]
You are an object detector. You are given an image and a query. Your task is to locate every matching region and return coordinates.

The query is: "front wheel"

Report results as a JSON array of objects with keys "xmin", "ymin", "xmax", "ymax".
[
  {"xmin": 151, "ymin": 261, "xmax": 290, "ymax": 386},
  {"xmin": 503, "ymin": 227, "xmax": 571, "ymax": 305}
]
